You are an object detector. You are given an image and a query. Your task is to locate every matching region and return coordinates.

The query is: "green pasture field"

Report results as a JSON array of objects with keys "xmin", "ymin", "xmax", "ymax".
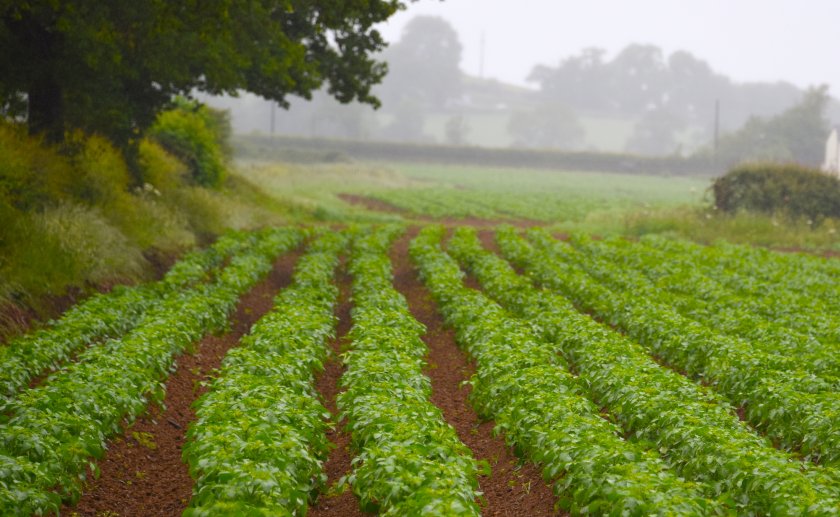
[
  {"xmin": 237, "ymin": 159, "xmax": 707, "ymax": 227},
  {"xmin": 234, "ymin": 158, "xmax": 840, "ymax": 250}
]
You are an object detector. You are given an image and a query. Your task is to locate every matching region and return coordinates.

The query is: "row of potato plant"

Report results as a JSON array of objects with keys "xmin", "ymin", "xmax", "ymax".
[
  {"xmin": 566, "ymin": 234, "xmax": 840, "ymax": 381},
  {"xmin": 448, "ymin": 227, "xmax": 840, "ymax": 515},
  {"xmin": 410, "ymin": 226, "xmax": 720, "ymax": 515},
  {"xmin": 640, "ymin": 235, "xmax": 840, "ymax": 345},
  {"xmin": 339, "ymin": 226, "xmax": 482, "ymax": 515},
  {"xmin": 669, "ymin": 236, "xmax": 840, "ymax": 300},
  {"xmin": 183, "ymin": 230, "xmax": 344, "ymax": 516},
  {"xmin": 0, "ymin": 228, "xmax": 302, "ymax": 515},
  {"xmin": 497, "ymin": 227, "xmax": 840, "ymax": 466},
  {"xmin": 0, "ymin": 230, "xmax": 254, "ymax": 401}
]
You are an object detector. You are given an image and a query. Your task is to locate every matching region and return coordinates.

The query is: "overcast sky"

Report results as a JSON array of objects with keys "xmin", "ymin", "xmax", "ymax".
[{"xmin": 378, "ymin": 0, "xmax": 840, "ymax": 94}]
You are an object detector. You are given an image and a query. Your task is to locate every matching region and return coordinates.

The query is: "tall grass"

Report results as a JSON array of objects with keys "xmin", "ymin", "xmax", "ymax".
[
  {"xmin": 620, "ymin": 207, "xmax": 840, "ymax": 251},
  {"xmin": 0, "ymin": 106, "xmax": 291, "ymax": 340}
]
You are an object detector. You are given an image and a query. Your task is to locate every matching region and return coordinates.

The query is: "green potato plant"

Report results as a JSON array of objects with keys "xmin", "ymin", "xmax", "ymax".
[
  {"xmin": 339, "ymin": 226, "xmax": 482, "ymax": 515},
  {"xmin": 0, "ymin": 228, "xmax": 301, "ymax": 514},
  {"xmin": 183, "ymin": 230, "xmax": 344, "ymax": 515},
  {"xmin": 410, "ymin": 226, "xmax": 718, "ymax": 515}
]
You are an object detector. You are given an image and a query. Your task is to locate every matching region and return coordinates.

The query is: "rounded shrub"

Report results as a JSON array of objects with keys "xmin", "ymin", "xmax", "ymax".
[
  {"xmin": 712, "ymin": 162, "xmax": 840, "ymax": 222},
  {"xmin": 149, "ymin": 101, "xmax": 227, "ymax": 188},
  {"xmin": 137, "ymin": 137, "xmax": 188, "ymax": 192},
  {"xmin": 65, "ymin": 132, "xmax": 132, "ymax": 204},
  {"xmin": 0, "ymin": 121, "xmax": 73, "ymax": 210}
]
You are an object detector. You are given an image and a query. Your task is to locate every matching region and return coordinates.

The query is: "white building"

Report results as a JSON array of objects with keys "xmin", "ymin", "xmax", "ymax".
[{"xmin": 823, "ymin": 127, "xmax": 840, "ymax": 176}]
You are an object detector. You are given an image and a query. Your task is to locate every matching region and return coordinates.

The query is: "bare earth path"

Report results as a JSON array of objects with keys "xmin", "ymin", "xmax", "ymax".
[
  {"xmin": 309, "ymin": 261, "xmax": 365, "ymax": 517},
  {"xmin": 391, "ymin": 228, "xmax": 561, "ymax": 517},
  {"xmin": 63, "ymin": 250, "xmax": 303, "ymax": 517}
]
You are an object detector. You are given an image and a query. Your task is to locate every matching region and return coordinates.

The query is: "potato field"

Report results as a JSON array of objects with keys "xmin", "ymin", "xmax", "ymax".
[{"xmin": 2, "ymin": 224, "xmax": 840, "ymax": 516}]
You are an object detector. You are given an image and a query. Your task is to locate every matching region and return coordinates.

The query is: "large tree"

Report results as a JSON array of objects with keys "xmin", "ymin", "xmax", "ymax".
[
  {"xmin": 377, "ymin": 15, "xmax": 463, "ymax": 110},
  {"xmin": 529, "ymin": 44, "xmax": 805, "ymax": 132},
  {"xmin": 0, "ymin": 1, "xmax": 409, "ymax": 144}
]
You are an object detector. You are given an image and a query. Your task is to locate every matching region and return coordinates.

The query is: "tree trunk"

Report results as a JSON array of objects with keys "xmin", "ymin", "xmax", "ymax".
[
  {"xmin": 27, "ymin": 76, "xmax": 64, "ymax": 143},
  {"xmin": 4, "ymin": 10, "xmax": 65, "ymax": 143}
]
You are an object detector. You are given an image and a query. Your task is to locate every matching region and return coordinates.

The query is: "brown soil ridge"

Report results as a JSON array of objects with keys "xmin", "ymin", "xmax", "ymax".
[
  {"xmin": 338, "ymin": 192, "xmax": 409, "ymax": 217},
  {"xmin": 338, "ymin": 192, "xmax": 538, "ymax": 229},
  {"xmin": 309, "ymin": 262, "xmax": 365, "ymax": 517},
  {"xmin": 391, "ymin": 227, "xmax": 562, "ymax": 517},
  {"xmin": 62, "ymin": 249, "xmax": 303, "ymax": 517}
]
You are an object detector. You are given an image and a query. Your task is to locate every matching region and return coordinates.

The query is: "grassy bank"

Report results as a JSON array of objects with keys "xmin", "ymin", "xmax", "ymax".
[{"xmin": 0, "ymin": 109, "xmax": 290, "ymax": 340}]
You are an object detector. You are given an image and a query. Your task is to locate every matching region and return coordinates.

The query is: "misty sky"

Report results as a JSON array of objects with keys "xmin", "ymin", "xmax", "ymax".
[{"xmin": 378, "ymin": 0, "xmax": 840, "ymax": 94}]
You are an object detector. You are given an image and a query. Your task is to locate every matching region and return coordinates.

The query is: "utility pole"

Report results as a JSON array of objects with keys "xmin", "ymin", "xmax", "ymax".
[
  {"xmin": 270, "ymin": 100, "xmax": 276, "ymax": 136},
  {"xmin": 479, "ymin": 31, "xmax": 486, "ymax": 78},
  {"xmin": 713, "ymin": 99, "xmax": 720, "ymax": 170}
]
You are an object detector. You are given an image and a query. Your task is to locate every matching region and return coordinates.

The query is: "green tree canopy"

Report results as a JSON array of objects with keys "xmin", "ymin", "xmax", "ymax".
[
  {"xmin": 529, "ymin": 44, "xmax": 803, "ymax": 132},
  {"xmin": 0, "ymin": 1, "xmax": 409, "ymax": 145},
  {"xmin": 377, "ymin": 15, "xmax": 463, "ymax": 110},
  {"xmin": 709, "ymin": 86, "xmax": 830, "ymax": 167}
]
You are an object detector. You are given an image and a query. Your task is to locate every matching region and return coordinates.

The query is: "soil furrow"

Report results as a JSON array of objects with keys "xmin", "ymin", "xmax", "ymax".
[
  {"xmin": 391, "ymin": 227, "xmax": 561, "ymax": 517},
  {"xmin": 62, "ymin": 249, "xmax": 302, "ymax": 517},
  {"xmin": 309, "ymin": 262, "xmax": 364, "ymax": 517},
  {"xmin": 476, "ymin": 229, "xmax": 798, "ymax": 456}
]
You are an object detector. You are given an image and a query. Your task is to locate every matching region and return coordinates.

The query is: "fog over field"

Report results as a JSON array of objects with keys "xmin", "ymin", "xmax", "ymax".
[
  {"xmin": 207, "ymin": 1, "xmax": 840, "ymax": 158},
  {"xmin": 380, "ymin": 0, "xmax": 840, "ymax": 93}
]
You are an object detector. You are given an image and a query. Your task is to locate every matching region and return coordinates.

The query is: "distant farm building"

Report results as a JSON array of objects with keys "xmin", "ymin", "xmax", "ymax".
[{"xmin": 823, "ymin": 127, "xmax": 840, "ymax": 176}]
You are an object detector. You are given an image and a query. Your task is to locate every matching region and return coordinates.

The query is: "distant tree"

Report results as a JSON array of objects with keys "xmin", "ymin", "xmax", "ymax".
[
  {"xmin": 444, "ymin": 115, "xmax": 469, "ymax": 146},
  {"xmin": 608, "ymin": 44, "xmax": 669, "ymax": 113},
  {"xmin": 0, "ymin": 1, "xmax": 408, "ymax": 147},
  {"xmin": 529, "ymin": 44, "xmax": 808, "ymax": 134},
  {"xmin": 528, "ymin": 47, "xmax": 611, "ymax": 111},
  {"xmin": 507, "ymin": 103, "xmax": 584, "ymax": 149},
  {"xmin": 309, "ymin": 92, "xmax": 378, "ymax": 140},
  {"xmin": 704, "ymin": 86, "xmax": 830, "ymax": 167},
  {"xmin": 667, "ymin": 51, "xmax": 722, "ymax": 124},
  {"xmin": 378, "ymin": 16, "xmax": 463, "ymax": 110},
  {"xmin": 625, "ymin": 107, "xmax": 683, "ymax": 155},
  {"xmin": 381, "ymin": 99, "xmax": 426, "ymax": 142}
]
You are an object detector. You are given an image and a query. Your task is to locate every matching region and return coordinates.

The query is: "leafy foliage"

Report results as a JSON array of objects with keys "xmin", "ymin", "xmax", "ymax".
[
  {"xmin": 377, "ymin": 16, "xmax": 463, "ymax": 111},
  {"xmin": 184, "ymin": 230, "xmax": 343, "ymax": 515},
  {"xmin": 570, "ymin": 234, "xmax": 840, "ymax": 380},
  {"xmin": 339, "ymin": 226, "xmax": 482, "ymax": 515},
  {"xmin": 450, "ymin": 227, "xmax": 840, "ymax": 514},
  {"xmin": 707, "ymin": 87, "xmax": 831, "ymax": 167},
  {"xmin": 499, "ymin": 227, "xmax": 840, "ymax": 467},
  {"xmin": 0, "ymin": 1, "xmax": 408, "ymax": 144},
  {"xmin": 149, "ymin": 100, "xmax": 228, "ymax": 188},
  {"xmin": 0, "ymin": 228, "xmax": 301, "ymax": 514},
  {"xmin": 0, "ymin": 121, "xmax": 73, "ymax": 210},
  {"xmin": 643, "ymin": 234, "xmax": 840, "ymax": 311},
  {"xmin": 410, "ymin": 226, "xmax": 718, "ymax": 515},
  {"xmin": 712, "ymin": 162, "xmax": 840, "ymax": 222},
  {"xmin": 0, "ymin": 230, "xmax": 254, "ymax": 401}
]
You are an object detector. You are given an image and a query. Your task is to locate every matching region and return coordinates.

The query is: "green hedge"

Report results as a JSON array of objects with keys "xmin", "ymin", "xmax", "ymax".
[
  {"xmin": 712, "ymin": 162, "xmax": 840, "ymax": 221},
  {"xmin": 233, "ymin": 134, "xmax": 718, "ymax": 177}
]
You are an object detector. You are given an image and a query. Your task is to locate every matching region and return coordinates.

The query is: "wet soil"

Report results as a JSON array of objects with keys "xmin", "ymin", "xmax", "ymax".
[
  {"xmin": 309, "ymin": 262, "xmax": 366, "ymax": 517},
  {"xmin": 62, "ymin": 250, "xmax": 302, "ymax": 517},
  {"xmin": 390, "ymin": 228, "xmax": 561, "ymax": 516}
]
